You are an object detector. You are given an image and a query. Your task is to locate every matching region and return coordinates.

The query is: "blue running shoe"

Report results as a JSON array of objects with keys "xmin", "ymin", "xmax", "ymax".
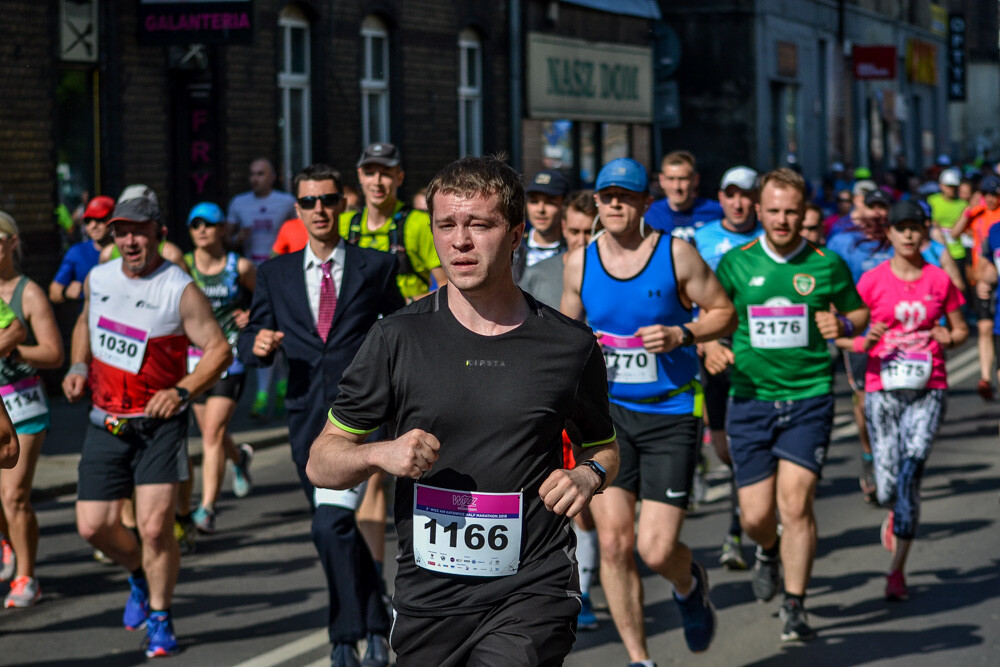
[
  {"xmin": 145, "ymin": 610, "xmax": 179, "ymax": 658},
  {"xmin": 674, "ymin": 561, "xmax": 716, "ymax": 653},
  {"xmin": 230, "ymin": 444, "xmax": 254, "ymax": 498},
  {"xmin": 123, "ymin": 575, "xmax": 150, "ymax": 631},
  {"xmin": 577, "ymin": 592, "xmax": 598, "ymax": 630}
]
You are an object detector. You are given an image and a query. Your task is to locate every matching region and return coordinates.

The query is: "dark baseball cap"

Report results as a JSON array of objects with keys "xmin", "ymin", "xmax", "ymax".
[
  {"xmin": 979, "ymin": 175, "xmax": 1000, "ymax": 194},
  {"xmin": 110, "ymin": 184, "xmax": 161, "ymax": 224},
  {"xmin": 864, "ymin": 188, "xmax": 892, "ymax": 208},
  {"xmin": 888, "ymin": 200, "xmax": 927, "ymax": 226},
  {"xmin": 357, "ymin": 142, "xmax": 402, "ymax": 168},
  {"xmin": 526, "ymin": 169, "xmax": 571, "ymax": 197}
]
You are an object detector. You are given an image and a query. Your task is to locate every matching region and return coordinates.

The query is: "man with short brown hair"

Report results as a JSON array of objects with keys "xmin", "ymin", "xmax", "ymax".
[{"xmin": 646, "ymin": 150, "xmax": 723, "ymax": 241}]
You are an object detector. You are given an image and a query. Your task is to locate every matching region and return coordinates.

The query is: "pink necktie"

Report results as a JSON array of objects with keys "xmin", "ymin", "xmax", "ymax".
[{"xmin": 317, "ymin": 260, "xmax": 337, "ymax": 342}]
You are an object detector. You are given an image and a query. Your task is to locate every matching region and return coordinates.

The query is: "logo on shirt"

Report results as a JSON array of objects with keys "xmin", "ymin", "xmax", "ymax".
[
  {"xmin": 793, "ymin": 273, "xmax": 816, "ymax": 296},
  {"xmin": 465, "ymin": 360, "xmax": 506, "ymax": 368},
  {"xmin": 749, "ymin": 276, "xmax": 766, "ymax": 287},
  {"xmin": 648, "ymin": 290, "xmax": 661, "ymax": 298},
  {"xmin": 895, "ymin": 300, "xmax": 927, "ymax": 331},
  {"xmin": 135, "ymin": 300, "xmax": 160, "ymax": 309}
]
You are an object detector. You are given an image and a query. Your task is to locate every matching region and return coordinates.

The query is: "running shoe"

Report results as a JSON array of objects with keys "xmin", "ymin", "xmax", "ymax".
[
  {"xmin": 93, "ymin": 548, "xmax": 115, "ymax": 565},
  {"xmin": 860, "ymin": 454, "xmax": 877, "ymax": 505},
  {"xmin": 779, "ymin": 598, "xmax": 815, "ymax": 642},
  {"xmin": 174, "ymin": 519, "xmax": 196, "ymax": 555},
  {"xmin": 719, "ymin": 534, "xmax": 748, "ymax": 570},
  {"xmin": 192, "ymin": 506, "xmax": 216, "ymax": 535},
  {"xmin": 751, "ymin": 544, "xmax": 781, "ymax": 602},
  {"xmin": 331, "ymin": 642, "xmax": 361, "ymax": 667},
  {"xmin": 145, "ymin": 610, "xmax": 179, "ymax": 658},
  {"xmin": 360, "ymin": 632, "xmax": 389, "ymax": 667},
  {"xmin": 230, "ymin": 443, "xmax": 254, "ymax": 498},
  {"xmin": 885, "ymin": 569, "xmax": 909, "ymax": 601},
  {"xmin": 881, "ymin": 511, "xmax": 896, "ymax": 552},
  {"xmin": 4, "ymin": 576, "xmax": 41, "ymax": 608},
  {"xmin": 0, "ymin": 535, "xmax": 15, "ymax": 581},
  {"xmin": 249, "ymin": 391, "xmax": 268, "ymax": 420},
  {"xmin": 673, "ymin": 561, "xmax": 716, "ymax": 653},
  {"xmin": 577, "ymin": 592, "xmax": 598, "ymax": 630},
  {"xmin": 123, "ymin": 575, "xmax": 150, "ymax": 630},
  {"xmin": 977, "ymin": 378, "xmax": 994, "ymax": 402}
]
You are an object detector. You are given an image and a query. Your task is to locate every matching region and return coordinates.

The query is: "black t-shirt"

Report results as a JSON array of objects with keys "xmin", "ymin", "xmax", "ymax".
[{"xmin": 330, "ymin": 286, "xmax": 615, "ymax": 616}]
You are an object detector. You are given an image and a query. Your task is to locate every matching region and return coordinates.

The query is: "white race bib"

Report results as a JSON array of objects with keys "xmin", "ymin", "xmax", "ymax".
[
  {"xmin": 880, "ymin": 350, "xmax": 932, "ymax": 390},
  {"xmin": 314, "ymin": 480, "xmax": 368, "ymax": 510},
  {"xmin": 413, "ymin": 484, "xmax": 521, "ymax": 577},
  {"xmin": 599, "ymin": 333, "xmax": 657, "ymax": 384},
  {"xmin": 748, "ymin": 305, "xmax": 808, "ymax": 348},
  {"xmin": 0, "ymin": 376, "xmax": 48, "ymax": 424},
  {"xmin": 93, "ymin": 316, "xmax": 149, "ymax": 374}
]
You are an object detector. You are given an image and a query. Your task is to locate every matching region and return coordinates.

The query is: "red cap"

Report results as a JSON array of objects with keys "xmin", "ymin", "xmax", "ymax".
[{"xmin": 83, "ymin": 196, "xmax": 115, "ymax": 221}]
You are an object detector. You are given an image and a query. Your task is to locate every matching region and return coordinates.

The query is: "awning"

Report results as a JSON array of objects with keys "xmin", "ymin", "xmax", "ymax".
[{"xmin": 559, "ymin": 0, "xmax": 662, "ymax": 20}]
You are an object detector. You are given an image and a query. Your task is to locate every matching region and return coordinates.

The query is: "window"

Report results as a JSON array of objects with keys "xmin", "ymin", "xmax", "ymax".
[
  {"xmin": 278, "ymin": 6, "xmax": 312, "ymax": 188},
  {"xmin": 458, "ymin": 29, "xmax": 483, "ymax": 157},
  {"xmin": 361, "ymin": 16, "xmax": 390, "ymax": 146}
]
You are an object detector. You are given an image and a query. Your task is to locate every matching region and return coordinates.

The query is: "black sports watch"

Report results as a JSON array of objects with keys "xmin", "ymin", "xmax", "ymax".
[
  {"xmin": 174, "ymin": 386, "xmax": 191, "ymax": 403},
  {"xmin": 679, "ymin": 324, "xmax": 695, "ymax": 347},
  {"xmin": 580, "ymin": 460, "xmax": 607, "ymax": 492}
]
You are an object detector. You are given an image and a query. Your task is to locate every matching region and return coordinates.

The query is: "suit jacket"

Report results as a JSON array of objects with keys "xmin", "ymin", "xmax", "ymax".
[{"xmin": 238, "ymin": 243, "xmax": 404, "ymax": 464}]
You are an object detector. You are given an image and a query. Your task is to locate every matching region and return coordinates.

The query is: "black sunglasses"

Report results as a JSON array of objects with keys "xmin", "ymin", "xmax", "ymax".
[
  {"xmin": 189, "ymin": 219, "xmax": 221, "ymax": 230},
  {"xmin": 297, "ymin": 193, "xmax": 343, "ymax": 209}
]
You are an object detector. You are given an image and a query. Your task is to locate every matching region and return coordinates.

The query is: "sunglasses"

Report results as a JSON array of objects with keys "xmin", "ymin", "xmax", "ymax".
[
  {"xmin": 189, "ymin": 220, "xmax": 221, "ymax": 230},
  {"xmin": 297, "ymin": 193, "xmax": 343, "ymax": 209}
]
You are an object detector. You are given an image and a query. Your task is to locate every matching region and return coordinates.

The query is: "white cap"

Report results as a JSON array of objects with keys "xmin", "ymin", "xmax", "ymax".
[
  {"xmin": 720, "ymin": 166, "xmax": 758, "ymax": 191},
  {"xmin": 939, "ymin": 167, "xmax": 961, "ymax": 187},
  {"xmin": 852, "ymin": 179, "xmax": 877, "ymax": 197}
]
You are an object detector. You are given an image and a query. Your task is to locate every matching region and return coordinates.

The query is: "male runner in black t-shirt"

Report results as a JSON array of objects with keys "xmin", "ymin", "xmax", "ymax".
[{"xmin": 307, "ymin": 155, "xmax": 619, "ymax": 667}]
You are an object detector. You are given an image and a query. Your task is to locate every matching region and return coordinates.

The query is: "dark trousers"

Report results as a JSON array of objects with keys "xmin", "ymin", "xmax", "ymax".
[{"xmin": 289, "ymin": 408, "xmax": 390, "ymax": 644}]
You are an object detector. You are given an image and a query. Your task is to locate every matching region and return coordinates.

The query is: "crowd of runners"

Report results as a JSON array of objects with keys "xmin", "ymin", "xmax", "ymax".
[{"xmin": 0, "ymin": 144, "xmax": 990, "ymax": 666}]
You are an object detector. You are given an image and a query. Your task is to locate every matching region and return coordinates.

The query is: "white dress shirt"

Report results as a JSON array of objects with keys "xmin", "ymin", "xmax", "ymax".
[{"xmin": 302, "ymin": 240, "xmax": 345, "ymax": 323}]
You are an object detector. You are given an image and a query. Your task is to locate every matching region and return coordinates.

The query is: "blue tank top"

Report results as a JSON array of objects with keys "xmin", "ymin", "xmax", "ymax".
[{"xmin": 581, "ymin": 234, "xmax": 700, "ymax": 415}]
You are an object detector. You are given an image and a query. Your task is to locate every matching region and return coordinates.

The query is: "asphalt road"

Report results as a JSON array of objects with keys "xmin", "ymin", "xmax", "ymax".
[{"xmin": 0, "ymin": 346, "xmax": 997, "ymax": 666}]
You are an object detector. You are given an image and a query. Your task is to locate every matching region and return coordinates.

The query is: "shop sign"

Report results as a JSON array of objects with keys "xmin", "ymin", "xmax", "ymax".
[
  {"xmin": 906, "ymin": 40, "xmax": 938, "ymax": 86},
  {"xmin": 61, "ymin": 0, "xmax": 98, "ymax": 63},
  {"xmin": 929, "ymin": 4, "xmax": 948, "ymax": 37},
  {"xmin": 948, "ymin": 14, "xmax": 966, "ymax": 101},
  {"xmin": 527, "ymin": 33, "xmax": 652, "ymax": 122},
  {"xmin": 139, "ymin": 0, "xmax": 253, "ymax": 45},
  {"xmin": 853, "ymin": 46, "xmax": 896, "ymax": 80}
]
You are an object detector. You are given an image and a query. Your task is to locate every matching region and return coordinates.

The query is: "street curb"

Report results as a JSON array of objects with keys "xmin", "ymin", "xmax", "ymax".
[{"xmin": 30, "ymin": 427, "xmax": 291, "ymax": 504}]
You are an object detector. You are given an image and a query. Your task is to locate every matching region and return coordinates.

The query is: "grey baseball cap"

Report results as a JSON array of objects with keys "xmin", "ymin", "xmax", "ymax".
[
  {"xmin": 357, "ymin": 142, "xmax": 402, "ymax": 168},
  {"xmin": 110, "ymin": 184, "xmax": 161, "ymax": 224}
]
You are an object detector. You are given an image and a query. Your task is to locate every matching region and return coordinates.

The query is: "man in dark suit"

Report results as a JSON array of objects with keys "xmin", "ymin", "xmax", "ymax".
[{"xmin": 239, "ymin": 163, "xmax": 404, "ymax": 667}]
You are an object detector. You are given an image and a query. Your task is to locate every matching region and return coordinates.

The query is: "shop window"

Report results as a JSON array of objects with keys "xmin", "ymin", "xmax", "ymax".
[
  {"xmin": 458, "ymin": 29, "xmax": 483, "ymax": 157},
  {"xmin": 361, "ymin": 15, "xmax": 390, "ymax": 145},
  {"xmin": 602, "ymin": 123, "xmax": 630, "ymax": 163},
  {"xmin": 278, "ymin": 6, "xmax": 312, "ymax": 187}
]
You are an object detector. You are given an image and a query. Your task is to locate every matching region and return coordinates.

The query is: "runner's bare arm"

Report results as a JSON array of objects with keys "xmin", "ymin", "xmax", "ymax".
[
  {"xmin": 431, "ymin": 267, "xmax": 448, "ymax": 286},
  {"xmin": 931, "ymin": 308, "xmax": 970, "ymax": 349},
  {"xmin": 938, "ymin": 250, "xmax": 966, "ymax": 293},
  {"xmin": 0, "ymin": 315, "xmax": 24, "ymax": 360},
  {"xmin": 977, "ymin": 246, "xmax": 997, "ymax": 300},
  {"xmin": 560, "ymin": 246, "xmax": 586, "ymax": 320},
  {"xmin": 307, "ymin": 420, "xmax": 441, "ymax": 490},
  {"xmin": 539, "ymin": 440, "xmax": 619, "ymax": 519},
  {"xmin": 815, "ymin": 306, "xmax": 869, "ymax": 340},
  {"xmin": 161, "ymin": 241, "xmax": 190, "ymax": 274},
  {"xmin": 0, "ymin": 402, "xmax": 17, "ymax": 469},
  {"xmin": 177, "ymin": 283, "xmax": 233, "ymax": 396},
  {"xmin": 701, "ymin": 340, "xmax": 735, "ymax": 375},
  {"xmin": 636, "ymin": 239, "xmax": 736, "ymax": 353},
  {"xmin": 62, "ymin": 277, "xmax": 92, "ymax": 402},
  {"xmin": 15, "ymin": 280, "xmax": 63, "ymax": 368}
]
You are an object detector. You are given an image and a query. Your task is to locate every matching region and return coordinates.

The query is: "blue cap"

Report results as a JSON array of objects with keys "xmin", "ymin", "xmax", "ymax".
[
  {"xmin": 187, "ymin": 202, "xmax": 225, "ymax": 226},
  {"xmin": 595, "ymin": 158, "xmax": 648, "ymax": 193}
]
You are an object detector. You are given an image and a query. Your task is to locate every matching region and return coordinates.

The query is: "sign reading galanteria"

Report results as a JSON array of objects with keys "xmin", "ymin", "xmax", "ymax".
[{"xmin": 527, "ymin": 33, "xmax": 652, "ymax": 122}]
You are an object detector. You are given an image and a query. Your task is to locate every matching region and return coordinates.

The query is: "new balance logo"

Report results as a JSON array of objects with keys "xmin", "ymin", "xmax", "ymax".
[{"xmin": 749, "ymin": 276, "xmax": 766, "ymax": 287}]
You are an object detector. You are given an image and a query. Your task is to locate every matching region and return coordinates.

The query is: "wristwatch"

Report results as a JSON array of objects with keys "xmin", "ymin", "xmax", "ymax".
[
  {"xmin": 174, "ymin": 386, "xmax": 191, "ymax": 403},
  {"xmin": 679, "ymin": 324, "xmax": 695, "ymax": 347},
  {"xmin": 580, "ymin": 460, "xmax": 607, "ymax": 492}
]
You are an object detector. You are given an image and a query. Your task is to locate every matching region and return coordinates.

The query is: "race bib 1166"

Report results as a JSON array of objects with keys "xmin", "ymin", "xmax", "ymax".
[{"xmin": 413, "ymin": 485, "xmax": 521, "ymax": 577}]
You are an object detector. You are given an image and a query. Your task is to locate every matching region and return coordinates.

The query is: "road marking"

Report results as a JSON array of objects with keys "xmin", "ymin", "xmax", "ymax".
[{"xmin": 231, "ymin": 629, "xmax": 327, "ymax": 667}]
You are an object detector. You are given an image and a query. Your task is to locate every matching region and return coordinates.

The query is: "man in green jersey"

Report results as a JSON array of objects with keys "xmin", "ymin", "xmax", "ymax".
[{"xmin": 704, "ymin": 168, "xmax": 868, "ymax": 643}]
